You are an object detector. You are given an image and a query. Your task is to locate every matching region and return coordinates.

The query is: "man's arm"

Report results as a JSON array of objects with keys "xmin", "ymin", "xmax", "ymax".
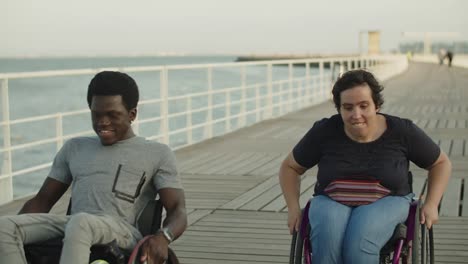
[
  {"xmin": 140, "ymin": 188, "xmax": 187, "ymax": 264},
  {"xmin": 159, "ymin": 188, "xmax": 187, "ymax": 240},
  {"xmin": 18, "ymin": 177, "xmax": 70, "ymax": 214}
]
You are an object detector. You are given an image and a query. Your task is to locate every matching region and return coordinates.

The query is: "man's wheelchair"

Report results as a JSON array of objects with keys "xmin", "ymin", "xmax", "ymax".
[
  {"xmin": 289, "ymin": 173, "xmax": 435, "ymax": 264},
  {"xmin": 24, "ymin": 199, "xmax": 179, "ymax": 264}
]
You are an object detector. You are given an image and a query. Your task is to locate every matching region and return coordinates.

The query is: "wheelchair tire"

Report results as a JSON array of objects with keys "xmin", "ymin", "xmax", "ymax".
[
  {"xmin": 289, "ymin": 230, "xmax": 304, "ymax": 264},
  {"xmin": 420, "ymin": 227, "xmax": 434, "ymax": 264},
  {"xmin": 411, "ymin": 209, "xmax": 435, "ymax": 264}
]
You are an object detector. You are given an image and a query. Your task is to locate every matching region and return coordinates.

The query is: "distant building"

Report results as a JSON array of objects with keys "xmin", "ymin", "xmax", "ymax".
[
  {"xmin": 359, "ymin": 30, "xmax": 381, "ymax": 55},
  {"xmin": 368, "ymin": 31, "xmax": 381, "ymax": 55},
  {"xmin": 399, "ymin": 41, "xmax": 468, "ymax": 54}
]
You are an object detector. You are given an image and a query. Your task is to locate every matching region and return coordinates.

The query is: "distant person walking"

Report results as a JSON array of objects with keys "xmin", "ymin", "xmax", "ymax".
[
  {"xmin": 446, "ymin": 50, "xmax": 454, "ymax": 67},
  {"xmin": 438, "ymin": 49, "xmax": 454, "ymax": 67},
  {"xmin": 438, "ymin": 49, "xmax": 447, "ymax": 65}
]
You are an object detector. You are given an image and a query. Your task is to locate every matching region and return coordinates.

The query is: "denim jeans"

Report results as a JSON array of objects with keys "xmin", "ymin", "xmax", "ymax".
[
  {"xmin": 0, "ymin": 213, "xmax": 141, "ymax": 264},
  {"xmin": 308, "ymin": 194, "xmax": 413, "ymax": 264}
]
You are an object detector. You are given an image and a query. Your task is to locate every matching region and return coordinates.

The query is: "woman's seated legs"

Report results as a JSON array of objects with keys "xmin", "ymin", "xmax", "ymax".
[
  {"xmin": 309, "ymin": 195, "xmax": 352, "ymax": 264},
  {"xmin": 343, "ymin": 194, "xmax": 413, "ymax": 264}
]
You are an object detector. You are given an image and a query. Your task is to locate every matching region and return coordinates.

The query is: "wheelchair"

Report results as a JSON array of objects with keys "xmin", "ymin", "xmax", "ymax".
[
  {"xmin": 24, "ymin": 199, "xmax": 179, "ymax": 264},
  {"xmin": 290, "ymin": 174, "xmax": 435, "ymax": 264}
]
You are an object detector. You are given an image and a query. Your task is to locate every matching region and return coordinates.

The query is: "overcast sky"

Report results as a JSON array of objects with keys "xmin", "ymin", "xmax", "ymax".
[{"xmin": 2, "ymin": 0, "xmax": 467, "ymax": 57}]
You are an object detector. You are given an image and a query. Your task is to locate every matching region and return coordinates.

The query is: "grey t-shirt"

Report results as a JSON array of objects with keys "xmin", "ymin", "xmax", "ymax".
[{"xmin": 48, "ymin": 136, "xmax": 182, "ymax": 227}]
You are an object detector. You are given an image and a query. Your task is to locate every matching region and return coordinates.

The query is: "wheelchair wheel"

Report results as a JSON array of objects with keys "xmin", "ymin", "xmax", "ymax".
[
  {"xmin": 411, "ymin": 207, "xmax": 435, "ymax": 264},
  {"xmin": 289, "ymin": 230, "xmax": 304, "ymax": 264}
]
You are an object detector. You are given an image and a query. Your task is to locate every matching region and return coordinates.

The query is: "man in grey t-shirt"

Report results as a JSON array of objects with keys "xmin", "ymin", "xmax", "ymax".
[{"xmin": 0, "ymin": 71, "xmax": 187, "ymax": 264}]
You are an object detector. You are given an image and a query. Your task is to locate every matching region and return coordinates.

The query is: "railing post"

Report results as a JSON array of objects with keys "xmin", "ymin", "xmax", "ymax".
[
  {"xmin": 225, "ymin": 92, "xmax": 231, "ymax": 132},
  {"xmin": 160, "ymin": 68, "xmax": 169, "ymax": 144},
  {"xmin": 55, "ymin": 113, "xmax": 64, "ymax": 151},
  {"xmin": 1, "ymin": 78, "xmax": 13, "ymax": 204},
  {"xmin": 186, "ymin": 97, "xmax": 192, "ymax": 145},
  {"xmin": 206, "ymin": 67, "xmax": 213, "ymax": 138},
  {"xmin": 255, "ymin": 85, "xmax": 260, "ymax": 122},
  {"xmin": 266, "ymin": 63, "xmax": 273, "ymax": 118},
  {"xmin": 239, "ymin": 66, "xmax": 246, "ymax": 127},
  {"xmin": 319, "ymin": 60, "xmax": 324, "ymax": 94},
  {"xmin": 339, "ymin": 61, "xmax": 344, "ymax": 77},
  {"xmin": 305, "ymin": 61, "xmax": 310, "ymax": 106},
  {"xmin": 288, "ymin": 63, "xmax": 294, "ymax": 111}
]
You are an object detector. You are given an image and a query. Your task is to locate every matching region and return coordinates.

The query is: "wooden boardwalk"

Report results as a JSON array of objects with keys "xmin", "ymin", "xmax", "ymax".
[{"xmin": 1, "ymin": 62, "xmax": 468, "ymax": 263}]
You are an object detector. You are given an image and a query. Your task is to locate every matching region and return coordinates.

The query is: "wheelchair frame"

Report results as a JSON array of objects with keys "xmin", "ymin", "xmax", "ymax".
[
  {"xmin": 24, "ymin": 198, "xmax": 178, "ymax": 264},
  {"xmin": 289, "ymin": 176, "xmax": 435, "ymax": 264}
]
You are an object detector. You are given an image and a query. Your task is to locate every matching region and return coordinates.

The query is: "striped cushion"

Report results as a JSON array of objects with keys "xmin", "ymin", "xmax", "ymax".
[{"xmin": 324, "ymin": 179, "xmax": 391, "ymax": 206}]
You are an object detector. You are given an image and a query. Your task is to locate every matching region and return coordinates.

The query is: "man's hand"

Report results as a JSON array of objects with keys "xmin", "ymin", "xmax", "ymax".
[
  {"xmin": 288, "ymin": 208, "xmax": 302, "ymax": 235},
  {"xmin": 420, "ymin": 203, "xmax": 439, "ymax": 229},
  {"xmin": 139, "ymin": 234, "xmax": 169, "ymax": 264}
]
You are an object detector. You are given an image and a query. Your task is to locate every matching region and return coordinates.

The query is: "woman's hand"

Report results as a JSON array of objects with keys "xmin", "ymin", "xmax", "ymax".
[
  {"xmin": 420, "ymin": 203, "xmax": 439, "ymax": 229},
  {"xmin": 288, "ymin": 208, "xmax": 302, "ymax": 235}
]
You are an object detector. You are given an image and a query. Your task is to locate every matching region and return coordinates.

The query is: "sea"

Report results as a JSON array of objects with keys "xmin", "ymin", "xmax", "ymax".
[{"xmin": 0, "ymin": 55, "xmax": 319, "ymax": 198}]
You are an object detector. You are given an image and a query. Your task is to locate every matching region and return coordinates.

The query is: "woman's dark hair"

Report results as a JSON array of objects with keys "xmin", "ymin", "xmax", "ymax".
[
  {"xmin": 331, "ymin": 69, "xmax": 384, "ymax": 111},
  {"xmin": 87, "ymin": 71, "xmax": 139, "ymax": 110}
]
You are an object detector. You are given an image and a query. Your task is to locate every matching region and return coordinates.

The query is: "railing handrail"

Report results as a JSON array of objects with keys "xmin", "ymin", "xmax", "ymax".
[
  {"xmin": 0, "ymin": 55, "xmax": 398, "ymax": 80},
  {"xmin": 0, "ymin": 55, "xmax": 408, "ymax": 204}
]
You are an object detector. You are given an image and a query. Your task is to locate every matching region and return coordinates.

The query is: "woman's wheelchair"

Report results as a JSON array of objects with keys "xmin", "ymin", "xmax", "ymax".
[
  {"xmin": 289, "ymin": 174, "xmax": 435, "ymax": 264},
  {"xmin": 24, "ymin": 199, "xmax": 179, "ymax": 264}
]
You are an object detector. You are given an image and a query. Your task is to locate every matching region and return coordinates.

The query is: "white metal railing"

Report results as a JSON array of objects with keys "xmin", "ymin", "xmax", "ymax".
[{"xmin": 0, "ymin": 55, "xmax": 408, "ymax": 204}]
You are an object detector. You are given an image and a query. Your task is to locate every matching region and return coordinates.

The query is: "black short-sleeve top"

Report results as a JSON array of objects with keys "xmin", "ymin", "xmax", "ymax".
[{"xmin": 292, "ymin": 114, "xmax": 440, "ymax": 196}]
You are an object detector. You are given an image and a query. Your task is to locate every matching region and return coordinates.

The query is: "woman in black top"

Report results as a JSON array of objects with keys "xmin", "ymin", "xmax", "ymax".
[{"xmin": 279, "ymin": 69, "xmax": 451, "ymax": 263}]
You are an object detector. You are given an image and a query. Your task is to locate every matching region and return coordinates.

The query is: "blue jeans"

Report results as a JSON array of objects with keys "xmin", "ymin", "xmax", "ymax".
[{"xmin": 308, "ymin": 194, "xmax": 413, "ymax": 264}]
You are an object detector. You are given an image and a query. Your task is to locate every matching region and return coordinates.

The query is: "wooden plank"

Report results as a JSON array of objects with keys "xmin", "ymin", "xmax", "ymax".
[
  {"xmin": 179, "ymin": 152, "xmax": 221, "ymax": 172},
  {"xmin": 439, "ymin": 139, "xmax": 452, "ymax": 155},
  {"xmin": 451, "ymin": 139, "xmax": 465, "ymax": 157},
  {"xmin": 235, "ymin": 153, "xmax": 282, "ymax": 175},
  {"xmin": 262, "ymin": 174, "xmax": 316, "ymax": 212},
  {"xmin": 437, "ymin": 119, "xmax": 447, "ymax": 128},
  {"xmin": 447, "ymin": 119, "xmax": 457, "ymax": 128},
  {"xmin": 222, "ymin": 152, "xmax": 270, "ymax": 175},
  {"xmin": 240, "ymin": 183, "xmax": 282, "ymax": 211},
  {"xmin": 187, "ymin": 209, "xmax": 214, "ymax": 226},
  {"xmin": 220, "ymin": 176, "xmax": 278, "ymax": 210},
  {"xmin": 418, "ymin": 119, "xmax": 429, "ymax": 128},
  {"xmin": 427, "ymin": 119, "xmax": 439, "ymax": 129},
  {"xmin": 203, "ymin": 152, "xmax": 256, "ymax": 175},
  {"xmin": 248, "ymin": 155, "xmax": 285, "ymax": 176},
  {"xmin": 456, "ymin": 119, "xmax": 466, "ymax": 128},
  {"xmin": 439, "ymin": 177, "xmax": 462, "ymax": 217},
  {"xmin": 188, "ymin": 152, "xmax": 242, "ymax": 174},
  {"xmin": 248, "ymin": 125, "xmax": 284, "ymax": 139}
]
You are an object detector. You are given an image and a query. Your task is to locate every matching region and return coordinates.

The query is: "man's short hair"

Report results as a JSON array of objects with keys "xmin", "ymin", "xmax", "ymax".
[{"xmin": 87, "ymin": 71, "xmax": 139, "ymax": 110}]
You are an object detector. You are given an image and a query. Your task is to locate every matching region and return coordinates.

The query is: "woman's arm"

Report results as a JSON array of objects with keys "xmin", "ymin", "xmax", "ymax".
[
  {"xmin": 279, "ymin": 152, "xmax": 307, "ymax": 234},
  {"xmin": 421, "ymin": 150, "xmax": 452, "ymax": 229}
]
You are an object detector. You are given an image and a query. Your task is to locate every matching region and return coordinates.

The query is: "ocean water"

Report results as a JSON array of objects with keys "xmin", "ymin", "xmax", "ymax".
[
  {"xmin": 0, "ymin": 55, "xmax": 323, "ymax": 197},
  {"xmin": 0, "ymin": 56, "xmax": 238, "ymax": 73}
]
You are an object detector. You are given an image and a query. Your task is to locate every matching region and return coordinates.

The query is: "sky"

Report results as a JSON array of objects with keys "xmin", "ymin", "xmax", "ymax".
[{"xmin": 1, "ymin": 0, "xmax": 467, "ymax": 57}]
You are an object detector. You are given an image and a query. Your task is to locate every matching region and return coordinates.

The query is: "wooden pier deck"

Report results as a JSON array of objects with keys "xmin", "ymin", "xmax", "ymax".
[{"xmin": 1, "ymin": 62, "xmax": 467, "ymax": 263}]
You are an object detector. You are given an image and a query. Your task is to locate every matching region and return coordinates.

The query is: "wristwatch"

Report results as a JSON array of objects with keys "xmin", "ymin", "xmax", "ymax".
[{"xmin": 159, "ymin": 227, "xmax": 174, "ymax": 243}]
